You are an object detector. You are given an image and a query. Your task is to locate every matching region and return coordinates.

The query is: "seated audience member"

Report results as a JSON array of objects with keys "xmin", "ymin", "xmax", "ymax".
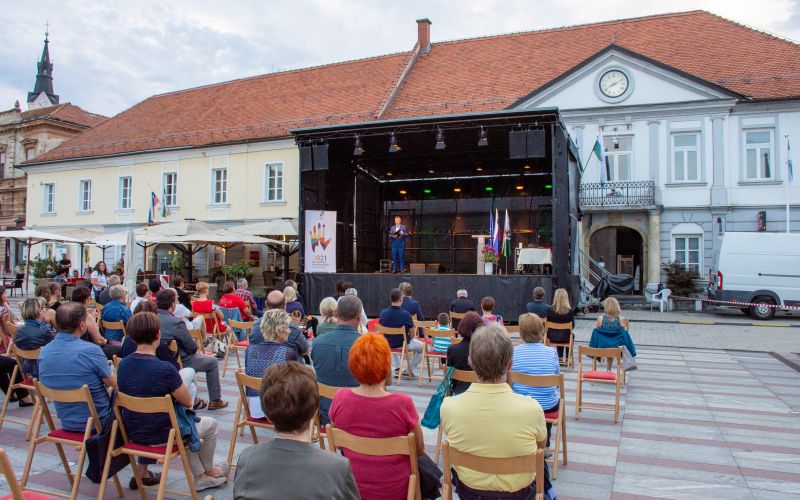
[
  {"xmin": 592, "ymin": 297, "xmax": 636, "ymax": 369},
  {"xmin": 441, "ymin": 322, "xmax": 548, "ymax": 498},
  {"xmin": 479, "ymin": 296, "xmax": 504, "ymax": 325},
  {"xmin": 191, "ymin": 281, "xmax": 227, "ymax": 335},
  {"xmin": 38, "ymin": 302, "xmax": 117, "ymax": 431},
  {"xmin": 379, "ymin": 288, "xmax": 423, "ymax": 378},
  {"xmin": 0, "ymin": 286, "xmax": 15, "ymax": 353},
  {"xmin": 129, "ymin": 282, "xmax": 149, "ymax": 313},
  {"xmin": 117, "ymin": 312, "xmax": 225, "ymax": 492},
  {"xmin": 157, "ymin": 288, "xmax": 228, "ymax": 410},
  {"xmin": 99, "ymin": 285, "xmax": 132, "ymax": 344},
  {"xmin": 69, "ymin": 286, "xmax": 121, "ymax": 359},
  {"xmin": 315, "ymin": 297, "xmax": 338, "ymax": 337},
  {"xmin": 432, "ymin": 312, "xmax": 452, "ymax": 353},
  {"xmin": 172, "ymin": 276, "xmax": 192, "ymax": 310},
  {"xmin": 546, "ymin": 288, "xmax": 575, "ymax": 360},
  {"xmin": 450, "ymin": 289, "xmax": 476, "ymax": 329},
  {"xmin": 311, "ymin": 295, "xmax": 362, "ymax": 426},
  {"xmin": 147, "ymin": 279, "xmax": 162, "ymax": 302},
  {"xmin": 401, "ymin": 284, "xmax": 424, "ymax": 324},
  {"xmin": 34, "ymin": 284, "xmax": 56, "ymax": 326},
  {"xmin": 526, "ymin": 287, "xmax": 551, "ymax": 318},
  {"xmin": 330, "ymin": 333, "xmax": 438, "ymax": 500},
  {"xmin": 48, "ymin": 282, "xmax": 63, "ymax": 310},
  {"xmin": 446, "ymin": 311, "xmax": 483, "ymax": 395},
  {"xmin": 512, "ymin": 313, "xmax": 560, "ymax": 447},
  {"xmin": 333, "ymin": 279, "xmax": 344, "ymax": 299},
  {"xmin": 220, "ymin": 280, "xmax": 252, "ymax": 321},
  {"xmin": 234, "ymin": 363, "xmax": 359, "ymax": 499},
  {"xmin": 244, "ymin": 309, "xmax": 299, "ymax": 419},
  {"xmin": 97, "ymin": 275, "xmax": 121, "ymax": 306},
  {"xmin": 0, "ymin": 354, "xmax": 28, "ymax": 407},
  {"xmin": 284, "ymin": 279, "xmax": 303, "ymax": 303},
  {"xmin": 343, "ymin": 287, "xmax": 367, "ymax": 333},
  {"xmin": 283, "ymin": 286, "xmax": 305, "ymax": 320},
  {"xmin": 235, "ymin": 278, "xmax": 262, "ymax": 318},
  {"xmin": 248, "ymin": 291, "xmax": 309, "ymax": 360},
  {"xmin": 13, "ymin": 297, "xmax": 55, "ymax": 379}
]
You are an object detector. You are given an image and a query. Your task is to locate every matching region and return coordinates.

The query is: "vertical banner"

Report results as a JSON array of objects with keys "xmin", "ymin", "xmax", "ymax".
[{"xmin": 304, "ymin": 210, "xmax": 336, "ymax": 273}]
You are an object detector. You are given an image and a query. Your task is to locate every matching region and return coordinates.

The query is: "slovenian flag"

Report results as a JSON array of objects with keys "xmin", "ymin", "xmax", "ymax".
[
  {"xmin": 592, "ymin": 136, "xmax": 610, "ymax": 184},
  {"xmin": 148, "ymin": 192, "xmax": 159, "ymax": 224},
  {"xmin": 488, "ymin": 210, "xmax": 494, "ymax": 248}
]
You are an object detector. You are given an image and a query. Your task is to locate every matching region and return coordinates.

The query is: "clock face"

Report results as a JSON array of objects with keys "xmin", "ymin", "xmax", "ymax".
[
  {"xmin": 599, "ymin": 70, "xmax": 629, "ymax": 98},
  {"xmin": 38, "ymin": 98, "xmax": 48, "ymax": 106}
]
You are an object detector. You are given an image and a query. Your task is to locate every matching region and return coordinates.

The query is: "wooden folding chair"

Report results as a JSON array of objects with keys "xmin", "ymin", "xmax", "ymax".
[
  {"xmin": 504, "ymin": 325, "xmax": 521, "ymax": 344},
  {"xmin": 448, "ymin": 312, "xmax": 465, "ymax": 321},
  {"xmin": 0, "ymin": 345, "xmax": 42, "ymax": 441},
  {"xmin": 98, "ymin": 392, "xmax": 198, "ymax": 500},
  {"xmin": 508, "ymin": 371, "xmax": 568, "ymax": 479},
  {"xmin": 575, "ymin": 345, "xmax": 623, "ymax": 423},
  {"xmin": 188, "ymin": 327, "xmax": 206, "ymax": 354},
  {"xmin": 111, "ymin": 355, "xmax": 121, "ymax": 371},
  {"xmin": 544, "ymin": 322, "xmax": 574, "ymax": 369},
  {"xmin": 412, "ymin": 319, "xmax": 436, "ymax": 329},
  {"xmin": 100, "ymin": 320, "xmax": 126, "ymax": 338},
  {"xmin": 377, "ymin": 325, "xmax": 412, "ymax": 385},
  {"xmin": 313, "ymin": 382, "xmax": 343, "ymax": 450},
  {"xmin": 434, "ymin": 368, "xmax": 480, "ymax": 463},
  {"xmin": 326, "ymin": 425, "xmax": 421, "ymax": 500},
  {"xmin": 442, "ymin": 441, "xmax": 544, "ymax": 500},
  {"xmin": 222, "ymin": 319, "xmax": 253, "ymax": 377},
  {"xmin": 418, "ymin": 327, "xmax": 456, "ymax": 386},
  {"xmin": 95, "ymin": 302, "xmax": 104, "ymax": 315},
  {"xmin": 23, "ymin": 382, "xmax": 124, "ymax": 500},
  {"xmin": 168, "ymin": 339, "xmax": 184, "ymax": 369},
  {"xmin": 226, "ymin": 371, "xmax": 274, "ymax": 480},
  {"xmin": 0, "ymin": 447, "xmax": 59, "ymax": 500}
]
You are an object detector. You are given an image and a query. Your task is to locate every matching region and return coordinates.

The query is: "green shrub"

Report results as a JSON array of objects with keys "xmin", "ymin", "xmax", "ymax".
[{"xmin": 662, "ymin": 261, "xmax": 700, "ymax": 297}]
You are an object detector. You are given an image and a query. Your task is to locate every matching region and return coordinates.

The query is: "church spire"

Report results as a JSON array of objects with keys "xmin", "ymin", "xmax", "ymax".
[{"xmin": 27, "ymin": 30, "xmax": 59, "ymax": 109}]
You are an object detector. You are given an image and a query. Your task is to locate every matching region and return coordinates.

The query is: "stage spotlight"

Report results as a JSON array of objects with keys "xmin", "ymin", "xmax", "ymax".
[
  {"xmin": 453, "ymin": 187, "xmax": 462, "ymax": 193},
  {"xmin": 423, "ymin": 189, "xmax": 432, "ymax": 194},
  {"xmin": 353, "ymin": 134, "xmax": 364, "ymax": 156},
  {"xmin": 515, "ymin": 185, "xmax": 524, "ymax": 190},
  {"xmin": 478, "ymin": 126, "xmax": 488, "ymax": 147},
  {"xmin": 476, "ymin": 165, "xmax": 483, "ymax": 172},
  {"xmin": 435, "ymin": 127, "xmax": 446, "ymax": 150},
  {"xmin": 523, "ymin": 164, "xmax": 531, "ymax": 170},
  {"xmin": 428, "ymin": 169, "xmax": 435, "ymax": 174},
  {"xmin": 545, "ymin": 184, "xmax": 553, "ymax": 189},
  {"xmin": 399, "ymin": 189, "xmax": 407, "ymax": 195},
  {"xmin": 389, "ymin": 132, "xmax": 401, "ymax": 153},
  {"xmin": 485, "ymin": 186, "xmax": 493, "ymax": 192},
  {"xmin": 386, "ymin": 171, "xmax": 393, "ymax": 176}
]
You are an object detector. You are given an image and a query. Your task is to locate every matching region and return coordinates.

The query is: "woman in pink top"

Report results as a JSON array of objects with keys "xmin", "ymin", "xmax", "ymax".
[
  {"xmin": 190, "ymin": 282, "xmax": 227, "ymax": 334},
  {"xmin": 329, "ymin": 333, "xmax": 425, "ymax": 500},
  {"xmin": 479, "ymin": 296, "xmax": 504, "ymax": 325}
]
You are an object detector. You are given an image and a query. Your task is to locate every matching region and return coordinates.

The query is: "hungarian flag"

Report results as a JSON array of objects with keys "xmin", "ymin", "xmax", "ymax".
[
  {"xmin": 502, "ymin": 209, "xmax": 511, "ymax": 257},
  {"xmin": 592, "ymin": 136, "xmax": 611, "ymax": 184}
]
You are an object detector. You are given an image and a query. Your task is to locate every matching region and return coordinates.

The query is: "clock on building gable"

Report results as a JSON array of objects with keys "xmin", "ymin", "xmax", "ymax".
[{"xmin": 594, "ymin": 66, "xmax": 634, "ymax": 103}]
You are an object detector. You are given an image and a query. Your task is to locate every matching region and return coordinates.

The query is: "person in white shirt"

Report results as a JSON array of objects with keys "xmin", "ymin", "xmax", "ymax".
[{"xmin": 129, "ymin": 283, "xmax": 149, "ymax": 314}]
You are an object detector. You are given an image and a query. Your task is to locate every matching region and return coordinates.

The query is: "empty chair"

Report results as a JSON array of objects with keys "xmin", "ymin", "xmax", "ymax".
[
  {"xmin": 575, "ymin": 345, "xmax": 624, "ymax": 423},
  {"xmin": 650, "ymin": 288, "xmax": 672, "ymax": 312}
]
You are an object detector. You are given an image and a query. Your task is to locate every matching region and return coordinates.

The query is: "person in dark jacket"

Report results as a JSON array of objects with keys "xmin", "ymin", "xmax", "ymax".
[
  {"xmin": 525, "ymin": 287, "xmax": 551, "ymax": 318},
  {"xmin": 446, "ymin": 311, "xmax": 483, "ymax": 395},
  {"xmin": 13, "ymin": 297, "xmax": 55, "ymax": 379}
]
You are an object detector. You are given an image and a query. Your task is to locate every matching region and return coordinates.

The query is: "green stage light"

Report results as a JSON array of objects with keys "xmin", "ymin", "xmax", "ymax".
[
  {"xmin": 423, "ymin": 189, "xmax": 431, "ymax": 194},
  {"xmin": 544, "ymin": 184, "xmax": 553, "ymax": 189},
  {"xmin": 485, "ymin": 186, "xmax": 493, "ymax": 192}
]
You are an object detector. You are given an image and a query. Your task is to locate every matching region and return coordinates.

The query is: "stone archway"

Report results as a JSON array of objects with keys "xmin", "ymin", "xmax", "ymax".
[{"xmin": 586, "ymin": 222, "xmax": 647, "ymax": 292}]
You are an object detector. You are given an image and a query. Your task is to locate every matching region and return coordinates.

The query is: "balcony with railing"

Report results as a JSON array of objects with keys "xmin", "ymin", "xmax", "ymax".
[{"xmin": 579, "ymin": 180, "xmax": 655, "ymax": 209}]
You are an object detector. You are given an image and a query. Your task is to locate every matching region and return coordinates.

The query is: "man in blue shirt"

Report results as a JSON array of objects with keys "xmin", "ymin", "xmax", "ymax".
[
  {"xmin": 379, "ymin": 288, "xmax": 423, "ymax": 377},
  {"xmin": 388, "ymin": 215, "xmax": 410, "ymax": 273},
  {"xmin": 311, "ymin": 295, "xmax": 362, "ymax": 425},
  {"xmin": 99, "ymin": 285, "xmax": 132, "ymax": 343},
  {"xmin": 39, "ymin": 302, "xmax": 116, "ymax": 432},
  {"xmin": 526, "ymin": 287, "xmax": 551, "ymax": 318}
]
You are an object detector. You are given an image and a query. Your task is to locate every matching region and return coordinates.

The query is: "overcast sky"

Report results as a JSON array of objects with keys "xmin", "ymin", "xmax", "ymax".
[{"xmin": 3, "ymin": 0, "xmax": 800, "ymax": 117}]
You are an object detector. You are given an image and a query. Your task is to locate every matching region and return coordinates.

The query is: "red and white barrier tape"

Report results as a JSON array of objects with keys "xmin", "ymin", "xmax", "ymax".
[{"xmin": 673, "ymin": 296, "xmax": 800, "ymax": 311}]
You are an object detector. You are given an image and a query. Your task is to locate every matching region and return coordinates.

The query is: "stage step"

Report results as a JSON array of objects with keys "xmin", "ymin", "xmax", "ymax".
[{"xmin": 610, "ymin": 294, "xmax": 648, "ymax": 309}]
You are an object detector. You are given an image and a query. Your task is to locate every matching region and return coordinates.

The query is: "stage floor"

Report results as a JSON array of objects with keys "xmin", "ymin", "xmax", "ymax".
[{"xmin": 303, "ymin": 272, "xmax": 556, "ymax": 319}]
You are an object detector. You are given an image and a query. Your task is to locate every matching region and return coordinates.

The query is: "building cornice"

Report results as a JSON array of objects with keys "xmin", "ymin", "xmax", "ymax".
[{"xmin": 559, "ymin": 98, "xmax": 738, "ymax": 123}]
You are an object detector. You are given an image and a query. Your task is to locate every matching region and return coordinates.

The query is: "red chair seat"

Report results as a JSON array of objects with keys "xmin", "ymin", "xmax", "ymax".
[
  {"xmin": 20, "ymin": 379, "xmax": 35, "ymax": 387},
  {"xmin": 428, "ymin": 350, "xmax": 447, "ymax": 356},
  {"xmin": 47, "ymin": 428, "xmax": 86, "ymax": 442},
  {"xmin": 366, "ymin": 319, "xmax": 380, "ymax": 332},
  {"xmin": 583, "ymin": 370, "xmax": 616, "ymax": 381},
  {"xmin": 122, "ymin": 441, "xmax": 179, "ymax": 455},
  {"xmin": 544, "ymin": 410, "xmax": 560, "ymax": 420},
  {"xmin": 389, "ymin": 348, "xmax": 405, "ymax": 354},
  {"xmin": 234, "ymin": 340, "xmax": 250, "ymax": 347},
  {"xmin": 1, "ymin": 491, "xmax": 59, "ymax": 500},
  {"xmin": 246, "ymin": 416, "xmax": 272, "ymax": 425}
]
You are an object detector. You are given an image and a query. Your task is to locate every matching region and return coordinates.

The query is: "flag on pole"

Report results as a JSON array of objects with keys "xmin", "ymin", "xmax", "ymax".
[
  {"xmin": 148, "ymin": 192, "xmax": 159, "ymax": 224},
  {"xmin": 161, "ymin": 188, "xmax": 170, "ymax": 218},
  {"xmin": 789, "ymin": 139, "xmax": 794, "ymax": 183},
  {"xmin": 502, "ymin": 209, "xmax": 511, "ymax": 257},
  {"xmin": 592, "ymin": 136, "xmax": 610, "ymax": 184},
  {"xmin": 492, "ymin": 208, "xmax": 500, "ymax": 254},
  {"xmin": 488, "ymin": 210, "xmax": 494, "ymax": 248}
]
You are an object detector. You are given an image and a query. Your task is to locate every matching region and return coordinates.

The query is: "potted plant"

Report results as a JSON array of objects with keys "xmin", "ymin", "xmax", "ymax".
[
  {"xmin": 662, "ymin": 261, "xmax": 701, "ymax": 309},
  {"xmin": 481, "ymin": 245, "xmax": 499, "ymax": 275},
  {"xmin": 31, "ymin": 255, "xmax": 58, "ymax": 285},
  {"xmin": 220, "ymin": 259, "xmax": 257, "ymax": 282},
  {"xmin": 251, "ymin": 286, "xmax": 267, "ymax": 310}
]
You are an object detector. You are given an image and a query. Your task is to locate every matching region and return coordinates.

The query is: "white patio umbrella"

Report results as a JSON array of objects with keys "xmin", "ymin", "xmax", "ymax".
[
  {"xmin": 46, "ymin": 227, "xmax": 104, "ymax": 274},
  {"xmin": 123, "ymin": 229, "xmax": 138, "ymax": 301},
  {"xmin": 229, "ymin": 219, "xmax": 298, "ymax": 237},
  {"xmin": 0, "ymin": 229, "xmax": 83, "ymax": 295}
]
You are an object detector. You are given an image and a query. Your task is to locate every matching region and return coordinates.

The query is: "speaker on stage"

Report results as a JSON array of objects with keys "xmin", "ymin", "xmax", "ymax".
[
  {"xmin": 526, "ymin": 129, "xmax": 545, "ymax": 158},
  {"xmin": 312, "ymin": 144, "xmax": 329, "ymax": 171},
  {"xmin": 300, "ymin": 146, "xmax": 313, "ymax": 172},
  {"xmin": 379, "ymin": 260, "xmax": 391, "ymax": 273},
  {"xmin": 410, "ymin": 263, "xmax": 426, "ymax": 274},
  {"xmin": 509, "ymin": 130, "xmax": 527, "ymax": 159}
]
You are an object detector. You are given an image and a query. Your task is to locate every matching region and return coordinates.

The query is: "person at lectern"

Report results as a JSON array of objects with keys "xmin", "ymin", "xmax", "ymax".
[{"xmin": 388, "ymin": 215, "xmax": 410, "ymax": 273}]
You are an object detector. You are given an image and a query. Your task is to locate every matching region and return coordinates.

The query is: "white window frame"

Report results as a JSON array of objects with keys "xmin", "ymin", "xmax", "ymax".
[
  {"xmin": 672, "ymin": 234, "xmax": 702, "ymax": 273},
  {"xmin": 118, "ymin": 176, "xmax": 133, "ymax": 210},
  {"xmin": 671, "ymin": 132, "xmax": 701, "ymax": 183},
  {"xmin": 603, "ymin": 135, "xmax": 633, "ymax": 182},
  {"xmin": 43, "ymin": 183, "xmax": 55, "ymax": 214},
  {"xmin": 24, "ymin": 147, "xmax": 35, "ymax": 161},
  {"xmin": 162, "ymin": 171, "xmax": 178, "ymax": 207},
  {"xmin": 264, "ymin": 162, "xmax": 284, "ymax": 202},
  {"xmin": 211, "ymin": 168, "xmax": 228, "ymax": 205},
  {"xmin": 743, "ymin": 128, "xmax": 775, "ymax": 181},
  {"xmin": 78, "ymin": 179, "xmax": 92, "ymax": 212}
]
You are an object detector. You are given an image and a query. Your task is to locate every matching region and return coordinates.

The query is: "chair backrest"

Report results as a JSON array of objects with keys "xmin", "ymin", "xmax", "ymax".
[
  {"xmin": 507, "ymin": 371, "xmax": 565, "ymax": 404},
  {"xmin": 505, "ymin": 325, "xmax": 520, "ymax": 335},
  {"xmin": 449, "ymin": 312, "xmax": 466, "ymax": 320},
  {"xmin": 544, "ymin": 321, "xmax": 572, "ymax": 333},
  {"xmin": 442, "ymin": 441, "xmax": 543, "ymax": 499},
  {"xmin": 413, "ymin": 319, "xmax": 436, "ymax": 329},
  {"xmin": 422, "ymin": 327, "xmax": 456, "ymax": 340},
  {"xmin": 229, "ymin": 319, "xmax": 255, "ymax": 342},
  {"xmin": 377, "ymin": 324, "xmax": 407, "ymax": 344},
  {"xmin": 451, "ymin": 368, "xmax": 480, "ymax": 384},
  {"xmin": 577, "ymin": 345, "xmax": 621, "ymax": 361},
  {"xmin": 220, "ymin": 306, "xmax": 242, "ymax": 323},
  {"xmin": 326, "ymin": 425, "xmax": 421, "ymax": 500},
  {"xmin": 317, "ymin": 381, "xmax": 343, "ymax": 400},
  {"xmin": 34, "ymin": 381, "xmax": 102, "ymax": 435},
  {"xmin": 234, "ymin": 371, "xmax": 263, "ymax": 421},
  {"xmin": 167, "ymin": 340, "xmax": 183, "ymax": 369},
  {"xmin": 188, "ymin": 328, "xmax": 205, "ymax": 352},
  {"xmin": 112, "ymin": 355, "xmax": 121, "ymax": 370},
  {"xmin": 661, "ymin": 288, "xmax": 672, "ymax": 299},
  {"xmin": 101, "ymin": 320, "xmax": 126, "ymax": 333},
  {"xmin": 113, "ymin": 392, "xmax": 180, "ymax": 446},
  {"xmin": 0, "ymin": 448, "xmax": 25, "ymax": 500},
  {"xmin": 198, "ymin": 312, "xmax": 219, "ymax": 335}
]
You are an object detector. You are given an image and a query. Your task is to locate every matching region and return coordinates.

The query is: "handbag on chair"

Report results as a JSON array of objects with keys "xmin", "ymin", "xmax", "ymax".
[
  {"xmin": 621, "ymin": 346, "xmax": 637, "ymax": 372},
  {"xmin": 421, "ymin": 366, "xmax": 454, "ymax": 429}
]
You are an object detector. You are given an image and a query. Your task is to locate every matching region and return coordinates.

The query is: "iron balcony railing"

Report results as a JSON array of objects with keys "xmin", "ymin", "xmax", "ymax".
[{"xmin": 579, "ymin": 180, "xmax": 655, "ymax": 208}]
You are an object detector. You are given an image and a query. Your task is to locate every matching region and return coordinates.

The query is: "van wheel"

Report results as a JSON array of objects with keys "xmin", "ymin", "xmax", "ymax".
[{"xmin": 749, "ymin": 297, "xmax": 776, "ymax": 320}]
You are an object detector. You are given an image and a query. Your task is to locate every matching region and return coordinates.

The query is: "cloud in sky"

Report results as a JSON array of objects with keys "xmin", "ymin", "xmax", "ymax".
[{"xmin": 3, "ymin": 0, "xmax": 800, "ymax": 116}]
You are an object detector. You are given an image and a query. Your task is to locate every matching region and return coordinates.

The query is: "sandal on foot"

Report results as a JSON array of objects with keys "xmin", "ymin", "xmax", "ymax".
[{"xmin": 193, "ymin": 398, "xmax": 208, "ymax": 410}]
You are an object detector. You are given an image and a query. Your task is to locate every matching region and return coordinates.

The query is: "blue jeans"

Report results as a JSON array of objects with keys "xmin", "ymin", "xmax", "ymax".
[{"xmin": 392, "ymin": 244, "xmax": 405, "ymax": 272}]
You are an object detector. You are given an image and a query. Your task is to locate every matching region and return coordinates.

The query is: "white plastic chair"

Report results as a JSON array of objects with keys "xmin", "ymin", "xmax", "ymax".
[{"xmin": 650, "ymin": 288, "xmax": 671, "ymax": 312}]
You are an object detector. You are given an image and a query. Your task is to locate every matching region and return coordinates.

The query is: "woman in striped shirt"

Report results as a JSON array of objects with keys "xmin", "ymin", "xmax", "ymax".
[{"xmin": 511, "ymin": 313, "xmax": 560, "ymax": 446}]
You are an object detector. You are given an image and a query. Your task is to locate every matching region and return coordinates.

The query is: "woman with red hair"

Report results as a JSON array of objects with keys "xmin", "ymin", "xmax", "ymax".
[{"xmin": 330, "ymin": 333, "xmax": 436, "ymax": 500}]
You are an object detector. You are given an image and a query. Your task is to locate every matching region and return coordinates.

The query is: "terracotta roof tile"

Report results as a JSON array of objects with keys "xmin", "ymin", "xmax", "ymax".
[{"xmin": 21, "ymin": 103, "xmax": 106, "ymax": 128}]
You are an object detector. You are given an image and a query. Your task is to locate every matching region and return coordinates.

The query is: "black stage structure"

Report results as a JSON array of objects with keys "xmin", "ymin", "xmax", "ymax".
[{"xmin": 293, "ymin": 109, "xmax": 581, "ymax": 318}]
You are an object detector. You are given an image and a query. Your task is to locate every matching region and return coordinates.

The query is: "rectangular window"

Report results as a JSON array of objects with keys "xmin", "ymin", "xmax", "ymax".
[
  {"xmin": 744, "ymin": 129, "xmax": 774, "ymax": 180},
  {"xmin": 674, "ymin": 235, "xmax": 701, "ymax": 272},
  {"xmin": 25, "ymin": 147, "xmax": 34, "ymax": 161},
  {"xmin": 265, "ymin": 163, "xmax": 284, "ymax": 201},
  {"xmin": 0, "ymin": 152, "xmax": 5, "ymax": 179},
  {"xmin": 672, "ymin": 133, "xmax": 700, "ymax": 182},
  {"xmin": 118, "ymin": 176, "xmax": 132, "ymax": 210},
  {"xmin": 43, "ymin": 183, "xmax": 55, "ymax": 213},
  {"xmin": 212, "ymin": 168, "xmax": 227, "ymax": 204},
  {"xmin": 603, "ymin": 136, "xmax": 633, "ymax": 181},
  {"xmin": 163, "ymin": 172, "xmax": 178, "ymax": 206},
  {"xmin": 79, "ymin": 179, "xmax": 92, "ymax": 212}
]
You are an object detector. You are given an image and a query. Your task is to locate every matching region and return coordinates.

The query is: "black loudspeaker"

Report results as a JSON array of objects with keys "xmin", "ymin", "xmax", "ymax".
[
  {"xmin": 299, "ymin": 146, "xmax": 313, "ymax": 172},
  {"xmin": 526, "ymin": 129, "xmax": 546, "ymax": 158},
  {"xmin": 312, "ymin": 144, "xmax": 329, "ymax": 171},
  {"xmin": 509, "ymin": 130, "xmax": 527, "ymax": 159}
]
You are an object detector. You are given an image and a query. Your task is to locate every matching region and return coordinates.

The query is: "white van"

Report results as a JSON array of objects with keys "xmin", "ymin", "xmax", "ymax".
[{"xmin": 708, "ymin": 232, "xmax": 800, "ymax": 320}]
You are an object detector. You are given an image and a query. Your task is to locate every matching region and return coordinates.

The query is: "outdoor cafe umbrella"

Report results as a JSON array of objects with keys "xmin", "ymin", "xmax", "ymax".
[
  {"xmin": 47, "ymin": 227, "xmax": 104, "ymax": 274},
  {"xmin": 230, "ymin": 219, "xmax": 299, "ymax": 279},
  {"xmin": 0, "ymin": 229, "xmax": 83, "ymax": 295},
  {"xmin": 123, "ymin": 229, "xmax": 138, "ymax": 301}
]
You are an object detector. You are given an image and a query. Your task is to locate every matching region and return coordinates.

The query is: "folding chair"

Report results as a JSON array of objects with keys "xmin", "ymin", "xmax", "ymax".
[
  {"xmin": 23, "ymin": 382, "xmax": 124, "ymax": 500},
  {"xmin": 222, "ymin": 319, "xmax": 253, "ymax": 377},
  {"xmin": 441, "ymin": 441, "xmax": 544, "ymax": 500},
  {"xmin": 100, "ymin": 320, "xmax": 126, "ymax": 338},
  {"xmin": 313, "ymin": 382, "xmax": 343, "ymax": 450},
  {"xmin": 448, "ymin": 312, "xmax": 465, "ymax": 321},
  {"xmin": 188, "ymin": 327, "xmax": 206, "ymax": 354},
  {"xmin": 98, "ymin": 392, "xmax": 198, "ymax": 500},
  {"xmin": 95, "ymin": 303, "xmax": 104, "ymax": 315},
  {"xmin": 434, "ymin": 368, "xmax": 480, "ymax": 463},
  {"xmin": 544, "ymin": 322, "xmax": 574, "ymax": 369},
  {"xmin": 418, "ymin": 327, "xmax": 455, "ymax": 387},
  {"xmin": 219, "ymin": 307, "xmax": 247, "ymax": 341},
  {"xmin": 0, "ymin": 345, "xmax": 42, "ymax": 441},
  {"xmin": 168, "ymin": 339, "xmax": 184, "ymax": 369},
  {"xmin": 504, "ymin": 325, "xmax": 521, "ymax": 344},
  {"xmin": 377, "ymin": 325, "xmax": 412, "ymax": 385},
  {"xmin": 0, "ymin": 447, "xmax": 59, "ymax": 500},
  {"xmin": 575, "ymin": 345, "xmax": 623, "ymax": 423},
  {"xmin": 326, "ymin": 425, "xmax": 421, "ymax": 500},
  {"xmin": 508, "ymin": 371, "xmax": 568, "ymax": 479},
  {"xmin": 226, "ymin": 371, "xmax": 274, "ymax": 480},
  {"xmin": 111, "ymin": 355, "xmax": 121, "ymax": 371}
]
